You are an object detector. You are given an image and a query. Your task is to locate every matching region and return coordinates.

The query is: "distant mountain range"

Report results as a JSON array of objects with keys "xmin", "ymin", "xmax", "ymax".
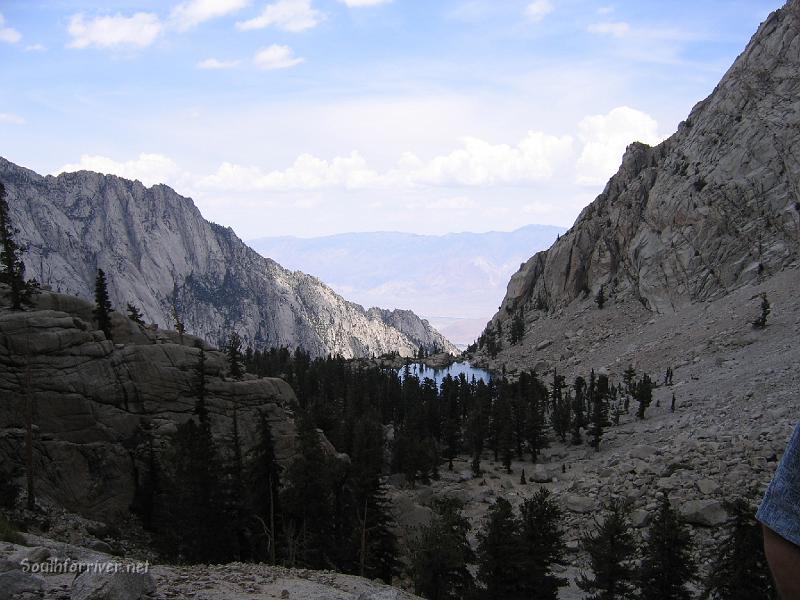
[
  {"xmin": 248, "ymin": 225, "xmax": 565, "ymax": 347},
  {"xmin": 0, "ymin": 158, "xmax": 456, "ymax": 357}
]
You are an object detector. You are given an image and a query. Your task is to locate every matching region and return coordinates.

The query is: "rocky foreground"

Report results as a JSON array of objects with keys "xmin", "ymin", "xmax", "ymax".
[{"xmin": 0, "ymin": 535, "xmax": 421, "ymax": 600}]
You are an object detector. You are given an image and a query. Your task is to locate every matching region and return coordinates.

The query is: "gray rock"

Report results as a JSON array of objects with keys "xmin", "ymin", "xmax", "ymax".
[
  {"xmin": 679, "ymin": 499, "xmax": 728, "ymax": 527},
  {"xmin": 0, "ymin": 569, "xmax": 45, "ymax": 599},
  {"xmin": 696, "ymin": 479, "xmax": 720, "ymax": 496},
  {"xmin": 631, "ymin": 509, "xmax": 650, "ymax": 528},
  {"xmin": 357, "ymin": 591, "xmax": 399, "ymax": 600},
  {"xmin": 565, "ymin": 495, "xmax": 595, "ymax": 514},
  {"xmin": 530, "ymin": 464, "xmax": 552, "ymax": 483},
  {"xmin": 0, "ymin": 293, "xmax": 302, "ymax": 521},
  {"xmin": 71, "ymin": 570, "xmax": 156, "ymax": 600},
  {"xmin": 629, "ymin": 445, "xmax": 659, "ymax": 460}
]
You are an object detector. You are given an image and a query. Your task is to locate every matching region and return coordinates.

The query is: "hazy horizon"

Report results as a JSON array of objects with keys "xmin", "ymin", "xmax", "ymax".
[{"xmin": 0, "ymin": 0, "xmax": 783, "ymax": 239}]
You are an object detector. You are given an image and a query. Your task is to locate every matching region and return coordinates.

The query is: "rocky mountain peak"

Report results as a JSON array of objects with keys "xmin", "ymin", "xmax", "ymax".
[
  {"xmin": 485, "ymin": 0, "xmax": 800, "ymax": 341},
  {"xmin": 0, "ymin": 158, "xmax": 457, "ymax": 358}
]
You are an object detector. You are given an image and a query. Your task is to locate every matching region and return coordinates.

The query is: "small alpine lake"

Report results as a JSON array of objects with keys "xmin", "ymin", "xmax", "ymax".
[{"xmin": 397, "ymin": 361, "xmax": 493, "ymax": 386}]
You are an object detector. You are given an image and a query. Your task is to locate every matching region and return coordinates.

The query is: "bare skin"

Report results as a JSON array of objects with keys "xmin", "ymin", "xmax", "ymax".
[{"xmin": 764, "ymin": 526, "xmax": 800, "ymax": 600}]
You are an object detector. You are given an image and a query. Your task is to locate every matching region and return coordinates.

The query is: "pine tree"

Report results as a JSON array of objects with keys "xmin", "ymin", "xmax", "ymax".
[
  {"xmin": 510, "ymin": 312, "xmax": 525, "ymax": 344},
  {"xmin": 226, "ymin": 331, "xmax": 244, "ymax": 378},
  {"xmin": 412, "ymin": 498, "xmax": 475, "ymax": 600},
  {"xmin": 551, "ymin": 393, "xmax": 572, "ymax": 443},
  {"xmin": 571, "ymin": 376, "xmax": 587, "ymax": 445},
  {"xmin": 126, "ymin": 303, "xmax": 145, "ymax": 326},
  {"xmin": 577, "ymin": 499, "xmax": 637, "ymax": 600},
  {"xmin": 595, "ymin": 285, "xmax": 606, "ymax": 309},
  {"xmin": 518, "ymin": 489, "xmax": 567, "ymax": 599},
  {"xmin": 704, "ymin": 499, "xmax": 777, "ymax": 600},
  {"xmin": 248, "ymin": 415, "xmax": 283, "ymax": 564},
  {"xmin": 477, "ymin": 497, "xmax": 523, "ymax": 600},
  {"xmin": 0, "ymin": 182, "xmax": 36, "ymax": 310},
  {"xmin": 752, "ymin": 293, "xmax": 771, "ymax": 329},
  {"xmin": 635, "ymin": 374, "xmax": 654, "ymax": 420},
  {"xmin": 155, "ymin": 419, "xmax": 236, "ymax": 563},
  {"xmin": 194, "ymin": 344, "xmax": 208, "ymax": 425},
  {"xmin": 93, "ymin": 269, "xmax": 113, "ymax": 339},
  {"xmin": 281, "ymin": 413, "xmax": 336, "ymax": 568},
  {"xmin": 637, "ymin": 496, "xmax": 696, "ymax": 600},
  {"xmin": 588, "ymin": 374, "xmax": 609, "ymax": 451}
]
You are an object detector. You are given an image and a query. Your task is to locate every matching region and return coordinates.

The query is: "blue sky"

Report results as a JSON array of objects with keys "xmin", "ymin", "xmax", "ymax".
[{"xmin": 0, "ymin": 0, "xmax": 783, "ymax": 238}]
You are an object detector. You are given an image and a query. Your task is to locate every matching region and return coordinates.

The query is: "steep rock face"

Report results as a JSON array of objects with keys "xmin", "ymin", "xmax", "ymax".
[
  {"xmin": 0, "ymin": 159, "xmax": 456, "ymax": 358},
  {"xmin": 0, "ymin": 290, "xmax": 298, "ymax": 521},
  {"xmin": 489, "ymin": 0, "xmax": 800, "ymax": 338}
]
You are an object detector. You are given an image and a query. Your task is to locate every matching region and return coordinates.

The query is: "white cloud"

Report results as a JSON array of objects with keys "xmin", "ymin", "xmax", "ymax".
[
  {"xmin": 24, "ymin": 43, "xmax": 46, "ymax": 52},
  {"xmin": 237, "ymin": 0, "xmax": 323, "ymax": 32},
  {"xmin": 170, "ymin": 0, "xmax": 250, "ymax": 31},
  {"xmin": 597, "ymin": 5, "xmax": 614, "ymax": 15},
  {"xmin": 575, "ymin": 106, "xmax": 665, "ymax": 186},
  {"xmin": 525, "ymin": 0, "xmax": 553, "ymax": 23},
  {"xmin": 0, "ymin": 113, "xmax": 26, "ymax": 125},
  {"xmin": 67, "ymin": 13, "xmax": 162, "ymax": 49},
  {"xmin": 197, "ymin": 131, "xmax": 574, "ymax": 192},
  {"xmin": 587, "ymin": 21, "xmax": 630, "ymax": 38},
  {"xmin": 339, "ymin": 0, "xmax": 392, "ymax": 6},
  {"xmin": 55, "ymin": 153, "xmax": 182, "ymax": 187},
  {"xmin": 0, "ymin": 13, "xmax": 21, "ymax": 44},
  {"xmin": 197, "ymin": 57, "xmax": 241, "ymax": 69},
  {"xmin": 253, "ymin": 45, "xmax": 305, "ymax": 70}
]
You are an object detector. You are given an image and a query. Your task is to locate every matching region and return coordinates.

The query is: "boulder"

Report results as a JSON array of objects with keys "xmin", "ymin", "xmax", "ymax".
[
  {"xmin": 565, "ymin": 495, "xmax": 595, "ymax": 514},
  {"xmin": 71, "ymin": 570, "xmax": 156, "ymax": 600},
  {"xmin": 0, "ymin": 569, "xmax": 45, "ymax": 598},
  {"xmin": 679, "ymin": 499, "xmax": 728, "ymax": 527},
  {"xmin": 530, "ymin": 464, "xmax": 552, "ymax": 483}
]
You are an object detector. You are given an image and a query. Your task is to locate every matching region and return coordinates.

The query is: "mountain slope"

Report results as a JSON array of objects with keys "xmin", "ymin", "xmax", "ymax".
[
  {"xmin": 479, "ymin": 0, "xmax": 800, "ymax": 361},
  {"xmin": 249, "ymin": 226, "xmax": 565, "ymax": 346},
  {"xmin": 0, "ymin": 158, "xmax": 456, "ymax": 357}
]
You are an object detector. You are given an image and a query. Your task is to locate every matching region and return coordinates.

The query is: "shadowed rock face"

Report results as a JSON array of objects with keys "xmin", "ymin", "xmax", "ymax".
[
  {"xmin": 0, "ymin": 290, "xmax": 298, "ymax": 521},
  {"xmin": 487, "ymin": 0, "xmax": 800, "ymax": 338},
  {"xmin": 0, "ymin": 159, "xmax": 456, "ymax": 358}
]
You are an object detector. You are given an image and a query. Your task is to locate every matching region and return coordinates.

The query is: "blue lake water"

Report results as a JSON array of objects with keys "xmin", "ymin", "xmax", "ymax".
[{"xmin": 398, "ymin": 361, "xmax": 493, "ymax": 386}]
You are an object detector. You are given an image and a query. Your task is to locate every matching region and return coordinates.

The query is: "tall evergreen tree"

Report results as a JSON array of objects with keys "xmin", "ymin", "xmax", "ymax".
[
  {"xmin": 155, "ymin": 419, "xmax": 236, "ymax": 563},
  {"xmin": 280, "ymin": 413, "xmax": 336, "ymax": 568},
  {"xmin": 703, "ymin": 499, "xmax": 777, "ymax": 600},
  {"xmin": 477, "ymin": 497, "xmax": 523, "ymax": 600},
  {"xmin": 412, "ymin": 498, "xmax": 475, "ymax": 600},
  {"xmin": 226, "ymin": 332, "xmax": 245, "ymax": 378},
  {"xmin": 248, "ymin": 415, "xmax": 283, "ymax": 564},
  {"xmin": 638, "ymin": 496, "xmax": 696, "ymax": 599},
  {"xmin": 518, "ymin": 489, "xmax": 567, "ymax": 599},
  {"xmin": 578, "ymin": 499, "xmax": 637, "ymax": 600},
  {"xmin": 635, "ymin": 374, "xmax": 654, "ymax": 420},
  {"xmin": 0, "ymin": 182, "xmax": 36, "ymax": 310},
  {"xmin": 93, "ymin": 269, "xmax": 113, "ymax": 339}
]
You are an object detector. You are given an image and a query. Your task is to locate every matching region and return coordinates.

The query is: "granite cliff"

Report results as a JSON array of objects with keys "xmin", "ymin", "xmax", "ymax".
[
  {"xmin": 0, "ymin": 158, "xmax": 456, "ymax": 358},
  {"xmin": 481, "ymin": 0, "xmax": 800, "ymax": 352},
  {"xmin": 0, "ymin": 288, "xmax": 298, "ymax": 522}
]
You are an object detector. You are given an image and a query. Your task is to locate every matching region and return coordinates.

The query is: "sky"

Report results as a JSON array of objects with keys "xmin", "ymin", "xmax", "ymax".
[{"xmin": 0, "ymin": 0, "xmax": 784, "ymax": 239}]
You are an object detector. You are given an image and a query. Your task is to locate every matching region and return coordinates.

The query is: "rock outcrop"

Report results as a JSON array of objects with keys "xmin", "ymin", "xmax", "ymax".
[
  {"xmin": 0, "ymin": 290, "xmax": 298, "ymax": 521},
  {"xmin": 484, "ymin": 0, "xmax": 800, "ymax": 345},
  {"xmin": 0, "ymin": 158, "xmax": 456, "ymax": 358}
]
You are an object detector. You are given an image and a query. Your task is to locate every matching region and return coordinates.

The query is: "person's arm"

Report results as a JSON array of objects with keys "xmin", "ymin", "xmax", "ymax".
[{"xmin": 764, "ymin": 525, "xmax": 800, "ymax": 600}]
